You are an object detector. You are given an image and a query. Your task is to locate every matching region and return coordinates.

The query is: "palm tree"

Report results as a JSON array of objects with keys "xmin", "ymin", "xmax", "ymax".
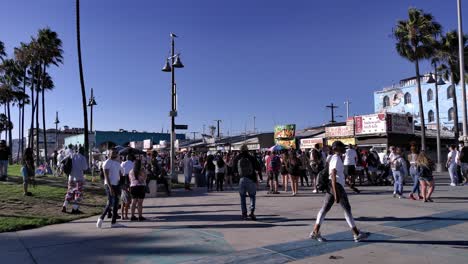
[
  {"xmin": 394, "ymin": 8, "xmax": 442, "ymax": 151},
  {"xmin": 0, "ymin": 41, "xmax": 6, "ymax": 62},
  {"xmin": 76, "ymin": 0, "xmax": 90, "ymax": 159},
  {"xmin": 435, "ymin": 30, "xmax": 468, "ymax": 139},
  {"xmin": 14, "ymin": 43, "xmax": 31, "ymax": 159},
  {"xmin": 0, "ymin": 58, "xmax": 21, "ymax": 155},
  {"xmin": 37, "ymin": 28, "xmax": 63, "ymax": 158}
]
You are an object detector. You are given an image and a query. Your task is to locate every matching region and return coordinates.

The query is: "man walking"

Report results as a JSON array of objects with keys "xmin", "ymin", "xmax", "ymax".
[
  {"xmin": 0, "ymin": 140, "xmax": 11, "ymax": 181},
  {"xmin": 62, "ymin": 147, "xmax": 88, "ymax": 214},
  {"xmin": 343, "ymin": 144, "xmax": 360, "ymax": 193},
  {"xmin": 97, "ymin": 148, "xmax": 123, "ymax": 228},
  {"xmin": 310, "ymin": 141, "xmax": 368, "ymax": 243},
  {"xmin": 184, "ymin": 152, "xmax": 194, "ymax": 190},
  {"xmin": 266, "ymin": 151, "xmax": 281, "ymax": 194},
  {"xmin": 457, "ymin": 142, "xmax": 468, "ymax": 185},
  {"xmin": 233, "ymin": 145, "xmax": 262, "ymax": 220},
  {"xmin": 310, "ymin": 144, "xmax": 324, "ymax": 193}
]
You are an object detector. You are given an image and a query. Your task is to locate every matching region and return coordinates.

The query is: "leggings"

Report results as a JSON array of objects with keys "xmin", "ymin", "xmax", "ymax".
[{"xmin": 315, "ymin": 183, "xmax": 355, "ymax": 228}]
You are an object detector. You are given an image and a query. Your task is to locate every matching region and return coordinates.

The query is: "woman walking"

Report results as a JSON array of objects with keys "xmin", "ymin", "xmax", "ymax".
[
  {"xmin": 21, "ymin": 148, "xmax": 35, "ymax": 196},
  {"xmin": 390, "ymin": 147, "xmax": 405, "ymax": 199},
  {"xmin": 287, "ymin": 151, "xmax": 302, "ymax": 196},
  {"xmin": 417, "ymin": 152, "xmax": 435, "ymax": 202},
  {"xmin": 225, "ymin": 153, "xmax": 234, "ymax": 190},
  {"xmin": 130, "ymin": 159, "xmax": 147, "ymax": 221},
  {"xmin": 408, "ymin": 145, "xmax": 422, "ymax": 200},
  {"xmin": 310, "ymin": 141, "xmax": 367, "ymax": 242},
  {"xmin": 204, "ymin": 155, "xmax": 216, "ymax": 192},
  {"xmin": 280, "ymin": 152, "xmax": 290, "ymax": 192},
  {"xmin": 447, "ymin": 145, "xmax": 459, "ymax": 187},
  {"xmin": 215, "ymin": 155, "xmax": 226, "ymax": 191}
]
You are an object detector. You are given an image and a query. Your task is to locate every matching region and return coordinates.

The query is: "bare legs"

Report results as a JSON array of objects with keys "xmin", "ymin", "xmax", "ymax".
[{"xmin": 131, "ymin": 198, "xmax": 144, "ymax": 218}]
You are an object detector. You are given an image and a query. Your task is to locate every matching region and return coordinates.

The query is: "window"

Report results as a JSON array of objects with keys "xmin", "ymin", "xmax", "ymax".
[
  {"xmin": 428, "ymin": 110, "xmax": 434, "ymax": 123},
  {"xmin": 448, "ymin": 107, "xmax": 455, "ymax": 121},
  {"xmin": 427, "ymin": 89, "xmax": 433, "ymax": 102},
  {"xmin": 383, "ymin": 96, "xmax": 390, "ymax": 108},
  {"xmin": 447, "ymin": 86, "xmax": 454, "ymax": 99},
  {"xmin": 404, "ymin": 92, "xmax": 412, "ymax": 104}
]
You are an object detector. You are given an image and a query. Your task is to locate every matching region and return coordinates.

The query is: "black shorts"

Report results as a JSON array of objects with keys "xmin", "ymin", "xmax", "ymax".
[
  {"xmin": 268, "ymin": 171, "xmax": 279, "ymax": 181},
  {"xmin": 344, "ymin": 165, "xmax": 356, "ymax": 177},
  {"xmin": 130, "ymin": 186, "xmax": 146, "ymax": 199}
]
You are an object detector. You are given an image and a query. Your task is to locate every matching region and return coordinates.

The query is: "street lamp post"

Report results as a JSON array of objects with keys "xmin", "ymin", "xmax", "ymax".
[
  {"xmin": 87, "ymin": 88, "xmax": 97, "ymax": 180},
  {"xmin": 457, "ymin": 0, "xmax": 468, "ymax": 142},
  {"xmin": 54, "ymin": 111, "xmax": 60, "ymax": 149},
  {"xmin": 427, "ymin": 70, "xmax": 446, "ymax": 172},
  {"xmin": 162, "ymin": 33, "xmax": 184, "ymax": 183}
]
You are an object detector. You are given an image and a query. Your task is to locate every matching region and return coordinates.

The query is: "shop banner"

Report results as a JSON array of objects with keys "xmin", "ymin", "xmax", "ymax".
[
  {"xmin": 274, "ymin": 124, "xmax": 296, "ymax": 139},
  {"xmin": 387, "ymin": 114, "xmax": 414, "ymax": 134},
  {"xmin": 325, "ymin": 125, "xmax": 354, "ymax": 138},
  {"xmin": 143, "ymin": 139, "xmax": 152, "ymax": 149},
  {"xmin": 300, "ymin": 138, "xmax": 324, "ymax": 149},
  {"xmin": 327, "ymin": 137, "xmax": 356, "ymax": 146},
  {"xmin": 275, "ymin": 138, "xmax": 296, "ymax": 149},
  {"xmin": 355, "ymin": 114, "xmax": 387, "ymax": 135}
]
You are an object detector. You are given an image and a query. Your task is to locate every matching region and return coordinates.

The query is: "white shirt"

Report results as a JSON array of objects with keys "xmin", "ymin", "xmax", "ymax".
[
  {"xmin": 104, "ymin": 159, "xmax": 123, "ymax": 185},
  {"xmin": 69, "ymin": 153, "xmax": 88, "ymax": 181},
  {"xmin": 343, "ymin": 149, "xmax": 357, "ymax": 166},
  {"xmin": 329, "ymin": 154, "xmax": 346, "ymax": 186},
  {"xmin": 121, "ymin": 160, "xmax": 134, "ymax": 175},
  {"xmin": 448, "ymin": 150, "xmax": 458, "ymax": 165}
]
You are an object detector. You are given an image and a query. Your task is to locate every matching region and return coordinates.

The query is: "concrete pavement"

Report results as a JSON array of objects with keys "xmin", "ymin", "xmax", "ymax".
[{"xmin": 1, "ymin": 173, "xmax": 467, "ymax": 264}]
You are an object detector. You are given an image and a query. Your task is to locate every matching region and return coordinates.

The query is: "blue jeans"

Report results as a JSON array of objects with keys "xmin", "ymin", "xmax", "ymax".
[
  {"xmin": 0, "ymin": 160, "xmax": 8, "ymax": 178},
  {"xmin": 239, "ymin": 177, "xmax": 256, "ymax": 215},
  {"xmin": 392, "ymin": 170, "xmax": 403, "ymax": 195},
  {"xmin": 448, "ymin": 163, "xmax": 458, "ymax": 185},
  {"xmin": 100, "ymin": 185, "xmax": 121, "ymax": 223},
  {"xmin": 410, "ymin": 166, "xmax": 420, "ymax": 195}
]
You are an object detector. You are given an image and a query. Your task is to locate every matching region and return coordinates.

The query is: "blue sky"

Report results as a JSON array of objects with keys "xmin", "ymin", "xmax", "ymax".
[{"xmin": 1, "ymin": 0, "xmax": 467, "ymax": 138}]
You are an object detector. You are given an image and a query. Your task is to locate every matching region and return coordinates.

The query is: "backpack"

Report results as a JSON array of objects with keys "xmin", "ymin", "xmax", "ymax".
[
  {"xmin": 316, "ymin": 167, "xmax": 330, "ymax": 192},
  {"xmin": 391, "ymin": 157, "xmax": 403, "ymax": 172},
  {"xmin": 270, "ymin": 156, "xmax": 280, "ymax": 170},
  {"xmin": 238, "ymin": 156, "xmax": 254, "ymax": 177},
  {"xmin": 62, "ymin": 156, "xmax": 73, "ymax": 175}
]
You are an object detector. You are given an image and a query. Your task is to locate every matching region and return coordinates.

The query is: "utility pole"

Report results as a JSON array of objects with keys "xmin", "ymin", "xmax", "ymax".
[
  {"xmin": 190, "ymin": 131, "xmax": 199, "ymax": 141},
  {"xmin": 326, "ymin": 103, "xmax": 338, "ymax": 123},
  {"xmin": 344, "ymin": 100, "xmax": 351, "ymax": 119},
  {"xmin": 214, "ymin": 120, "xmax": 222, "ymax": 138},
  {"xmin": 253, "ymin": 116, "xmax": 256, "ymax": 134}
]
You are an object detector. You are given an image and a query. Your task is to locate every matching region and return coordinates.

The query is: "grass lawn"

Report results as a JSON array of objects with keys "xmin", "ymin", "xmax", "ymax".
[{"xmin": 0, "ymin": 165, "xmax": 106, "ymax": 233}]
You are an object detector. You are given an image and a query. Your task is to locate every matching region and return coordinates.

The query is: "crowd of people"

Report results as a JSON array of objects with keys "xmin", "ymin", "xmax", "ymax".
[{"xmin": 5, "ymin": 138, "xmax": 467, "ymax": 234}]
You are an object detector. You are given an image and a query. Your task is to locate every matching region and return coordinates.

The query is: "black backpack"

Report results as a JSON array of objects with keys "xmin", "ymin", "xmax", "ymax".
[
  {"xmin": 316, "ymin": 167, "xmax": 330, "ymax": 192},
  {"xmin": 62, "ymin": 156, "xmax": 73, "ymax": 175},
  {"xmin": 238, "ymin": 157, "xmax": 254, "ymax": 177}
]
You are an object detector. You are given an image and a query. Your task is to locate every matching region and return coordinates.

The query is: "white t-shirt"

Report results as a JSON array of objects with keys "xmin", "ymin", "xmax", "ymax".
[
  {"xmin": 121, "ymin": 160, "xmax": 134, "ymax": 175},
  {"xmin": 329, "ymin": 154, "xmax": 346, "ymax": 186},
  {"xmin": 343, "ymin": 149, "xmax": 357, "ymax": 166},
  {"xmin": 104, "ymin": 159, "xmax": 123, "ymax": 185},
  {"xmin": 448, "ymin": 150, "xmax": 458, "ymax": 165}
]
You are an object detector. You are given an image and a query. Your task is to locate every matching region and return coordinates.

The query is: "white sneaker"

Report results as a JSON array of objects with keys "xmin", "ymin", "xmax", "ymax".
[
  {"xmin": 354, "ymin": 232, "xmax": 369, "ymax": 242},
  {"xmin": 309, "ymin": 231, "xmax": 327, "ymax": 242},
  {"xmin": 450, "ymin": 183, "xmax": 456, "ymax": 187},
  {"xmin": 312, "ymin": 189, "xmax": 318, "ymax": 193},
  {"xmin": 96, "ymin": 218, "xmax": 103, "ymax": 229}
]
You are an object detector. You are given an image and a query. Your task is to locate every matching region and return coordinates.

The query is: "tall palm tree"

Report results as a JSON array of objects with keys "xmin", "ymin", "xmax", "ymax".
[
  {"xmin": 394, "ymin": 8, "xmax": 442, "ymax": 150},
  {"xmin": 14, "ymin": 43, "xmax": 31, "ymax": 158},
  {"xmin": 76, "ymin": 0, "xmax": 89, "ymax": 159},
  {"xmin": 37, "ymin": 28, "xmax": 63, "ymax": 158},
  {"xmin": 435, "ymin": 30, "xmax": 468, "ymax": 139}
]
